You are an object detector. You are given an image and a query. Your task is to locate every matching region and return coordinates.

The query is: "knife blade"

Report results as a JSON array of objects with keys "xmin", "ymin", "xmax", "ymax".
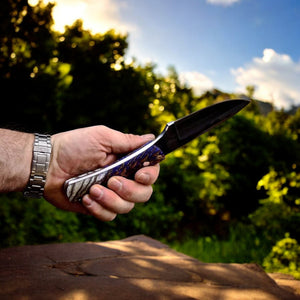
[{"xmin": 64, "ymin": 99, "xmax": 250, "ymax": 202}]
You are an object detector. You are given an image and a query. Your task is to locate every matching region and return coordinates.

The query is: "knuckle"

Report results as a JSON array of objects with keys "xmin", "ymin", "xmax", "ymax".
[
  {"xmin": 118, "ymin": 182, "xmax": 134, "ymax": 200},
  {"xmin": 122, "ymin": 188, "xmax": 134, "ymax": 200}
]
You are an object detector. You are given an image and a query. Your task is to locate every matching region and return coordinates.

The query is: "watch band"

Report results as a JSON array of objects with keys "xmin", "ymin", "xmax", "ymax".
[{"xmin": 24, "ymin": 133, "xmax": 52, "ymax": 198}]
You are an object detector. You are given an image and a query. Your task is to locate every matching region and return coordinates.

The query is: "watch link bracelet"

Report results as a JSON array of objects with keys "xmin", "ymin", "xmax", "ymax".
[{"xmin": 23, "ymin": 133, "xmax": 52, "ymax": 198}]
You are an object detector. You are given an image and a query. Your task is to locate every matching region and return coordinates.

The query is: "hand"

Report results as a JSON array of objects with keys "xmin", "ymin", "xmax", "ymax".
[{"xmin": 44, "ymin": 126, "xmax": 160, "ymax": 221}]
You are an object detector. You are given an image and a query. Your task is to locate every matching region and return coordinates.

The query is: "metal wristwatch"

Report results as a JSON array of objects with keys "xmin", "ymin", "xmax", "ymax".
[{"xmin": 24, "ymin": 133, "xmax": 52, "ymax": 198}]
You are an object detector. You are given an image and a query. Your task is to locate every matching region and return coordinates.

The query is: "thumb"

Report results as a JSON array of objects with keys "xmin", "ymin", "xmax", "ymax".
[
  {"xmin": 113, "ymin": 133, "xmax": 155, "ymax": 154},
  {"xmin": 100, "ymin": 126, "xmax": 155, "ymax": 154}
]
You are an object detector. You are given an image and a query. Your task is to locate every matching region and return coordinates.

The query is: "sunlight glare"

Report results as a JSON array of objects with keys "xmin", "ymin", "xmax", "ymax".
[
  {"xmin": 28, "ymin": 0, "xmax": 39, "ymax": 6},
  {"xmin": 52, "ymin": 0, "xmax": 87, "ymax": 32},
  {"xmin": 29, "ymin": 0, "xmax": 135, "ymax": 34}
]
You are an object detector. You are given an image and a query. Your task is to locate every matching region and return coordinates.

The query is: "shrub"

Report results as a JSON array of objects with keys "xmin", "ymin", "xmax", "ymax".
[{"xmin": 263, "ymin": 233, "xmax": 300, "ymax": 279}]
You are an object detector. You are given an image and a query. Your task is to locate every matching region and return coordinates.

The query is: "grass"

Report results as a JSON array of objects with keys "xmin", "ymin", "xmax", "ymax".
[{"xmin": 169, "ymin": 223, "xmax": 271, "ymax": 265}]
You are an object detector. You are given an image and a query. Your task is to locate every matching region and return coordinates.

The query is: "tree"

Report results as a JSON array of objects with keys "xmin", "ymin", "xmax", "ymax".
[
  {"xmin": 0, "ymin": 0, "xmax": 58, "ymax": 132},
  {"xmin": 55, "ymin": 22, "xmax": 156, "ymax": 133},
  {"xmin": 0, "ymin": 1, "xmax": 157, "ymax": 134}
]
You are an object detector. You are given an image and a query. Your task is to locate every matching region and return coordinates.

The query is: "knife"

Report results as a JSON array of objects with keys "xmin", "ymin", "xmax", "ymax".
[{"xmin": 64, "ymin": 99, "xmax": 250, "ymax": 202}]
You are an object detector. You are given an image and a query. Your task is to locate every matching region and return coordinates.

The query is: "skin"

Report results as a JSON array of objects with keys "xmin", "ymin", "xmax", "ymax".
[{"xmin": 0, "ymin": 126, "xmax": 160, "ymax": 221}]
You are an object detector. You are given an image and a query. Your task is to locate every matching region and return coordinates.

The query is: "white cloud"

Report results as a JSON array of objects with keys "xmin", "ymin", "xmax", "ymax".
[
  {"xmin": 179, "ymin": 71, "xmax": 214, "ymax": 96},
  {"xmin": 232, "ymin": 49, "xmax": 300, "ymax": 109},
  {"xmin": 39, "ymin": 0, "xmax": 135, "ymax": 34},
  {"xmin": 206, "ymin": 0, "xmax": 240, "ymax": 6}
]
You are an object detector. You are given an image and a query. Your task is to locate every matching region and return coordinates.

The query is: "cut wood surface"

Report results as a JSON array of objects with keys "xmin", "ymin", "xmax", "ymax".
[{"xmin": 0, "ymin": 235, "xmax": 299, "ymax": 299}]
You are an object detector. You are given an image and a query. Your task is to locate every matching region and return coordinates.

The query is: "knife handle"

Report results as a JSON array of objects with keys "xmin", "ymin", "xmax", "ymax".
[{"xmin": 64, "ymin": 142, "xmax": 165, "ymax": 203}]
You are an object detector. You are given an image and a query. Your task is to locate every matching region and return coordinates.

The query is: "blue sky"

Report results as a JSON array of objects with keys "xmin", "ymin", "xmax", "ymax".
[{"xmin": 40, "ymin": 0, "xmax": 300, "ymax": 108}]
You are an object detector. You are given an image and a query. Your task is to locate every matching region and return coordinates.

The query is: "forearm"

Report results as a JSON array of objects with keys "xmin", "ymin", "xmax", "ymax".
[{"xmin": 0, "ymin": 129, "xmax": 34, "ymax": 193}]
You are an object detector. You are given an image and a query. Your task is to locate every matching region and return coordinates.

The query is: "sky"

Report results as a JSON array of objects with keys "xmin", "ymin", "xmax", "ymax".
[{"xmin": 32, "ymin": 0, "xmax": 300, "ymax": 109}]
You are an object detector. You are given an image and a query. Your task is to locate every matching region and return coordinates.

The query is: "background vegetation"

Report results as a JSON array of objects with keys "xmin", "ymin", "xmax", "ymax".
[{"xmin": 1, "ymin": 0, "xmax": 300, "ymax": 279}]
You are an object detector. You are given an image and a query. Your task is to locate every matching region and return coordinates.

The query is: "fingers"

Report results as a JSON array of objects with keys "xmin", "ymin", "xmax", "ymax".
[
  {"xmin": 108, "ymin": 177, "xmax": 153, "ymax": 203},
  {"xmin": 82, "ymin": 164, "xmax": 160, "ymax": 221},
  {"xmin": 135, "ymin": 164, "xmax": 160, "ymax": 185},
  {"xmin": 82, "ymin": 185, "xmax": 136, "ymax": 221}
]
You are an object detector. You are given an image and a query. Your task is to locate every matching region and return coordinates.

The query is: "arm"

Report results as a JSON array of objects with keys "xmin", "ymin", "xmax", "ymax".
[
  {"xmin": 0, "ymin": 126, "xmax": 160, "ymax": 221},
  {"xmin": 0, "ymin": 129, "xmax": 34, "ymax": 193}
]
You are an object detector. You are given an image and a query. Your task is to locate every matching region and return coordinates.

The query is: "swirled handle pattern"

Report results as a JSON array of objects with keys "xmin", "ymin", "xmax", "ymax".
[{"xmin": 64, "ymin": 144, "xmax": 165, "ymax": 202}]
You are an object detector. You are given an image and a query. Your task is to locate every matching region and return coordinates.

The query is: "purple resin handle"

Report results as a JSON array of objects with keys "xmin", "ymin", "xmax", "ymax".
[{"xmin": 64, "ymin": 143, "xmax": 165, "ymax": 202}]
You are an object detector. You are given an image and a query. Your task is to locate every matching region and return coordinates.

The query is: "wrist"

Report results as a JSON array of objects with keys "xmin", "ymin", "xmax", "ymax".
[{"xmin": 24, "ymin": 133, "xmax": 52, "ymax": 198}]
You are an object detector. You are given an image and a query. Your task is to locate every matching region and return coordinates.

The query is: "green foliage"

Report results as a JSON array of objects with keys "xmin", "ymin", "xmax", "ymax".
[
  {"xmin": 250, "ymin": 168, "xmax": 300, "ymax": 241},
  {"xmin": 0, "ymin": 193, "xmax": 84, "ymax": 247},
  {"xmin": 263, "ymin": 233, "xmax": 300, "ymax": 279},
  {"xmin": 1, "ymin": 1, "xmax": 300, "ymax": 281},
  {"xmin": 170, "ymin": 223, "xmax": 270, "ymax": 264},
  {"xmin": 214, "ymin": 115, "xmax": 272, "ymax": 216},
  {"xmin": 286, "ymin": 108, "xmax": 300, "ymax": 142},
  {"xmin": 0, "ymin": 1, "xmax": 156, "ymax": 133}
]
